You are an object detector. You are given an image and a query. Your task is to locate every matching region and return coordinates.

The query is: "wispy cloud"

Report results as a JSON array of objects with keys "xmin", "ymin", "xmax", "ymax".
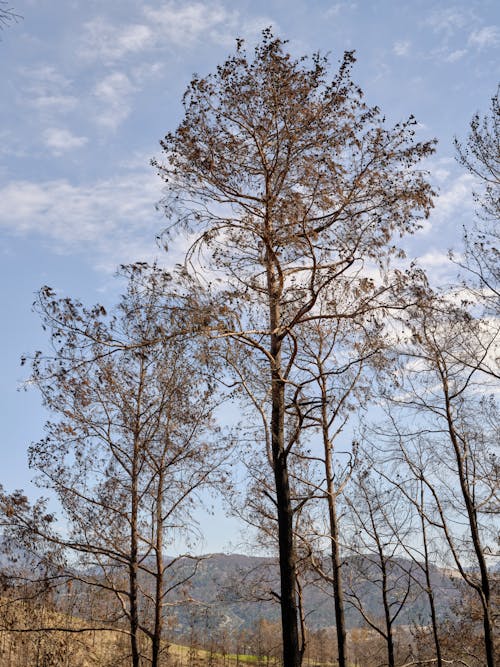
[
  {"xmin": 32, "ymin": 94, "xmax": 78, "ymax": 112},
  {"xmin": 143, "ymin": 2, "xmax": 237, "ymax": 46},
  {"xmin": 130, "ymin": 61, "xmax": 165, "ymax": 82},
  {"xmin": 43, "ymin": 128, "xmax": 88, "ymax": 155},
  {"xmin": 468, "ymin": 26, "xmax": 499, "ymax": 49},
  {"xmin": 93, "ymin": 72, "xmax": 136, "ymax": 130},
  {"xmin": 417, "ymin": 249, "xmax": 456, "ymax": 286},
  {"xmin": 414, "ymin": 166, "xmax": 476, "ymax": 237},
  {"xmin": 426, "ymin": 7, "xmax": 470, "ymax": 36},
  {"xmin": 445, "ymin": 48, "xmax": 467, "ymax": 62},
  {"xmin": 79, "ymin": 2, "xmax": 243, "ymax": 64},
  {"xmin": 393, "ymin": 40, "xmax": 411, "ymax": 56},
  {"xmin": 325, "ymin": 2, "xmax": 357, "ymax": 18},
  {"xmin": 20, "ymin": 65, "xmax": 77, "ymax": 114},
  {"xmin": 433, "ymin": 173, "xmax": 476, "ymax": 219},
  {"xmin": 79, "ymin": 18, "xmax": 153, "ymax": 62},
  {"xmin": 71, "ymin": 3, "xmax": 277, "ymax": 132},
  {"xmin": 0, "ymin": 167, "xmax": 200, "ymax": 272},
  {"xmin": 0, "ymin": 171, "xmax": 159, "ymax": 251}
]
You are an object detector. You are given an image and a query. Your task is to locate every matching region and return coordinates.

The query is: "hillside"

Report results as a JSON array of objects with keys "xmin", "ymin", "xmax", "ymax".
[{"xmin": 158, "ymin": 553, "xmax": 461, "ymax": 636}]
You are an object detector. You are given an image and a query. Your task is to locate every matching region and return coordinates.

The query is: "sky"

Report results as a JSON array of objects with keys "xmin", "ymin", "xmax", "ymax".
[{"xmin": 0, "ymin": 0, "xmax": 499, "ymax": 553}]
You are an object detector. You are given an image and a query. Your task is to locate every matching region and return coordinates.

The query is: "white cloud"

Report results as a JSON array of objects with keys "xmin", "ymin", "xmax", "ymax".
[
  {"xmin": 22, "ymin": 65, "xmax": 69, "ymax": 90},
  {"xmin": 43, "ymin": 128, "xmax": 88, "ymax": 155},
  {"xmin": 430, "ymin": 157, "xmax": 454, "ymax": 184},
  {"xmin": 325, "ymin": 2, "xmax": 357, "ymax": 18},
  {"xmin": 0, "ymin": 172, "xmax": 168, "ymax": 269},
  {"xmin": 433, "ymin": 166, "xmax": 451, "ymax": 183},
  {"xmin": 393, "ymin": 40, "xmax": 411, "ymax": 56},
  {"xmin": 419, "ymin": 250, "xmax": 452, "ymax": 268},
  {"xmin": 32, "ymin": 94, "xmax": 78, "ymax": 112},
  {"xmin": 21, "ymin": 65, "xmax": 77, "ymax": 114},
  {"xmin": 416, "ymin": 170, "xmax": 476, "ymax": 236},
  {"xmin": 79, "ymin": 3, "xmax": 243, "ymax": 62},
  {"xmin": 445, "ymin": 48, "xmax": 467, "ymax": 62},
  {"xmin": 426, "ymin": 8, "xmax": 469, "ymax": 35},
  {"xmin": 417, "ymin": 250, "xmax": 456, "ymax": 288},
  {"xmin": 433, "ymin": 173, "xmax": 476, "ymax": 220},
  {"xmin": 71, "ymin": 4, "xmax": 277, "ymax": 134},
  {"xmin": 80, "ymin": 18, "xmax": 153, "ymax": 62},
  {"xmin": 93, "ymin": 72, "xmax": 136, "ymax": 130},
  {"xmin": 468, "ymin": 26, "xmax": 499, "ymax": 49},
  {"xmin": 143, "ymin": 2, "xmax": 236, "ymax": 46},
  {"xmin": 130, "ymin": 61, "xmax": 165, "ymax": 82}
]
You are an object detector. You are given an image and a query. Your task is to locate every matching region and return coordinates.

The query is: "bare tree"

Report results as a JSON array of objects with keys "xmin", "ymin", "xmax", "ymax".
[
  {"xmin": 153, "ymin": 30, "xmax": 435, "ymax": 666},
  {"xmin": 289, "ymin": 304, "xmax": 386, "ymax": 667},
  {"xmin": 385, "ymin": 296, "xmax": 499, "ymax": 667},
  {"xmin": 455, "ymin": 87, "xmax": 499, "ymax": 306},
  {"xmin": 4, "ymin": 266, "xmax": 225, "ymax": 667},
  {"xmin": 366, "ymin": 435, "xmax": 448, "ymax": 667},
  {"xmin": 343, "ymin": 470, "xmax": 417, "ymax": 667}
]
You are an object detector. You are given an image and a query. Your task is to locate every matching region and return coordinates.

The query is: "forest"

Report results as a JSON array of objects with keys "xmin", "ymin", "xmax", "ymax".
[{"xmin": 0, "ymin": 30, "xmax": 498, "ymax": 667}]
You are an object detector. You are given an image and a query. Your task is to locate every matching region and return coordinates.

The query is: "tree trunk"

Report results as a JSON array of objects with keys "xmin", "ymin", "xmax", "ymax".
[
  {"xmin": 151, "ymin": 468, "xmax": 164, "ymax": 667},
  {"xmin": 130, "ymin": 465, "xmax": 141, "ymax": 667},
  {"xmin": 442, "ymin": 376, "xmax": 495, "ymax": 667},
  {"xmin": 481, "ymin": 596, "xmax": 496, "ymax": 667},
  {"xmin": 267, "ymin": 241, "xmax": 301, "ymax": 667},
  {"xmin": 271, "ymin": 343, "xmax": 301, "ymax": 667},
  {"xmin": 419, "ymin": 480, "xmax": 443, "ymax": 667},
  {"xmin": 326, "ymin": 483, "xmax": 348, "ymax": 667},
  {"xmin": 130, "ymin": 364, "xmax": 144, "ymax": 667},
  {"xmin": 322, "ymin": 392, "xmax": 348, "ymax": 667},
  {"xmin": 380, "ymin": 558, "xmax": 395, "ymax": 667}
]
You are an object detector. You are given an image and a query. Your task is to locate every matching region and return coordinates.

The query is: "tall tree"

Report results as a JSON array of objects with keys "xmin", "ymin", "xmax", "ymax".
[
  {"xmin": 386, "ymin": 295, "xmax": 499, "ymax": 667},
  {"xmin": 154, "ymin": 30, "xmax": 435, "ymax": 666},
  {"xmin": 290, "ymin": 305, "xmax": 383, "ymax": 667},
  {"xmin": 7, "ymin": 266, "xmax": 224, "ymax": 667},
  {"xmin": 366, "ymin": 437, "xmax": 447, "ymax": 667},
  {"xmin": 343, "ymin": 470, "xmax": 416, "ymax": 667},
  {"xmin": 455, "ymin": 87, "xmax": 499, "ymax": 306}
]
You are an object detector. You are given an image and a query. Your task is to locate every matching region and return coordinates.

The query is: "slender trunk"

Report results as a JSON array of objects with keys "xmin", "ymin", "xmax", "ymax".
[
  {"xmin": 480, "ymin": 596, "xmax": 496, "ymax": 667},
  {"xmin": 267, "ymin": 243, "xmax": 301, "ymax": 667},
  {"xmin": 441, "ymin": 373, "xmax": 495, "ymax": 667},
  {"xmin": 151, "ymin": 467, "xmax": 164, "ymax": 667},
  {"xmin": 322, "ymin": 384, "xmax": 348, "ymax": 667},
  {"xmin": 271, "ymin": 343, "xmax": 301, "ymax": 667},
  {"xmin": 368, "ymin": 491, "xmax": 395, "ymax": 667},
  {"xmin": 129, "ymin": 358, "xmax": 146, "ymax": 667},
  {"xmin": 419, "ymin": 480, "xmax": 443, "ymax": 667},
  {"xmin": 130, "ymin": 452, "xmax": 141, "ymax": 667},
  {"xmin": 380, "ymin": 559, "xmax": 395, "ymax": 667},
  {"xmin": 296, "ymin": 567, "xmax": 307, "ymax": 664},
  {"xmin": 326, "ymin": 487, "xmax": 348, "ymax": 667}
]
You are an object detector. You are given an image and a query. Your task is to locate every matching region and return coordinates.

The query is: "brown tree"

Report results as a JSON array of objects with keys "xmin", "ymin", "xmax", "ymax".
[
  {"xmin": 343, "ymin": 470, "xmax": 417, "ymax": 667},
  {"xmin": 367, "ymin": 436, "xmax": 448, "ymax": 667},
  {"xmin": 4, "ymin": 265, "xmax": 225, "ymax": 667},
  {"xmin": 455, "ymin": 87, "xmax": 499, "ymax": 307},
  {"xmin": 154, "ymin": 30, "xmax": 435, "ymax": 667},
  {"xmin": 290, "ymin": 307, "xmax": 384, "ymax": 667},
  {"xmin": 384, "ymin": 295, "xmax": 499, "ymax": 667}
]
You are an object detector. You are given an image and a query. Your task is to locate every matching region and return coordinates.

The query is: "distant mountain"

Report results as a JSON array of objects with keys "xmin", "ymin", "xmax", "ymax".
[
  {"xmin": 161, "ymin": 552, "xmax": 463, "ymax": 634},
  {"xmin": 0, "ymin": 543, "xmax": 466, "ymax": 636}
]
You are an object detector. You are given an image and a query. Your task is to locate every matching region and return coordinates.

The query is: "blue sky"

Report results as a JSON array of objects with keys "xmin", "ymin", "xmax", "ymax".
[{"xmin": 1, "ymin": 0, "xmax": 499, "ymax": 552}]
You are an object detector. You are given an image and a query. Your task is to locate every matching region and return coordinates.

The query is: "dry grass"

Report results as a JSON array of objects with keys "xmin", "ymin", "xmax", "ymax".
[{"xmin": 0, "ymin": 597, "xmax": 274, "ymax": 667}]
